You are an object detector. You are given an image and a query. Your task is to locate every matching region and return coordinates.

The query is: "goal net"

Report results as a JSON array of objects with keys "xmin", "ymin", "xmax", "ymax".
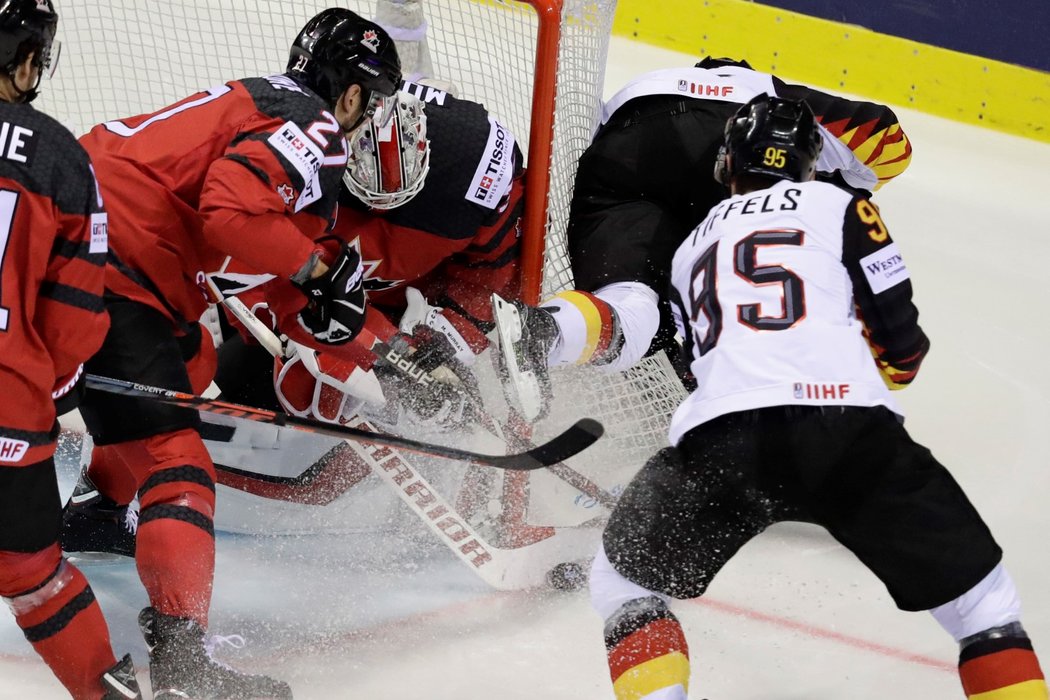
[{"xmin": 42, "ymin": 1, "xmax": 687, "ymax": 546}]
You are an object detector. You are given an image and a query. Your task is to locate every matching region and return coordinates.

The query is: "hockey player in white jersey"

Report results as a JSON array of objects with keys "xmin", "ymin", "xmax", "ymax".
[
  {"xmin": 588, "ymin": 95, "xmax": 1047, "ymax": 699},
  {"xmin": 493, "ymin": 57, "xmax": 913, "ymax": 420}
]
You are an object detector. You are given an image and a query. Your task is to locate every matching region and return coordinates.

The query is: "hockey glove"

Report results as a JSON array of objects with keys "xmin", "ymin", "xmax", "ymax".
[
  {"xmin": 371, "ymin": 327, "xmax": 483, "ymax": 433},
  {"xmin": 398, "ymin": 287, "xmax": 477, "ymax": 365},
  {"xmin": 291, "ymin": 238, "xmax": 366, "ymax": 346},
  {"xmin": 274, "ymin": 340, "xmax": 384, "ymax": 424}
]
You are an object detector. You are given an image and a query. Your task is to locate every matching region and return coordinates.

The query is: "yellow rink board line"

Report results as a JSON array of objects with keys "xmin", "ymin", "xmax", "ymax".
[{"xmin": 611, "ymin": 0, "xmax": 1050, "ymax": 143}]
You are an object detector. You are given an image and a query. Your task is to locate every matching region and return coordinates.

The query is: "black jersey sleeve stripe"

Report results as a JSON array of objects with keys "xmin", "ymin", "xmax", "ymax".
[
  {"xmin": 459, "ymin": 241, "xmax": 520, "ymax": 269},
  {"xmin": 471, "ymin": 199, "xmax": 524, "ymax": 254},
  {"xmin": 39, "ymin": 281, "xmax": 105, "ymax": 313},
  {"xmin": 225, "ymin": 153, "xmax": 272, "ymax": 187},
  {"xmin": 50, "ymin": 236, "xmax": 105, "ymax": 266}
]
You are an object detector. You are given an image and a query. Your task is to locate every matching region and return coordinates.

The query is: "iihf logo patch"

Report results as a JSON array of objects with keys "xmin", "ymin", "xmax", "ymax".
[
  {"xmin": 678, "ymin": 79, "xmax": 689, "ymax": 92},
  {"xmin": 793, "ymin": 382, "xmax": 804, "ymax": 399},
  {"xmin": 362, "ymin": 29, "xmax": 380, "ymax": 53}
]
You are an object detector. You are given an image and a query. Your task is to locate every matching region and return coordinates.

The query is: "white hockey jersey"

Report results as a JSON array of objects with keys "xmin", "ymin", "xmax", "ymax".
[
  {"xmin": 601, "ymin": 66, "xmax": 913, "ymax": 193},
  {"xmin": 667, "ymin": 179, "xmax": 928, "ymax": 445}
]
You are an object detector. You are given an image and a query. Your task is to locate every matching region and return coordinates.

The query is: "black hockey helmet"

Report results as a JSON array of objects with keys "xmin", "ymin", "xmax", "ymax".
[
  {"xmin": 287, "ymin": 8, "xmax": 402, "ymax": 118},
  {"xmin": 0, "ymin": 0, "xmax": 60, "ymax": 103},
  {"xmin": 723, "ymin": 94, "xmax": 822, "ymax": 183},
  {"xmin": 696, "ymin": 56, "xmax": 752, "ymax": 70}
]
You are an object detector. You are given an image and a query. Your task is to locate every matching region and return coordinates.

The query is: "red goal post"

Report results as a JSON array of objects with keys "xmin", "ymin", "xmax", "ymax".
[{"xmin": 39, "ymin": 0, "xmax": 619, "ymax": 304}]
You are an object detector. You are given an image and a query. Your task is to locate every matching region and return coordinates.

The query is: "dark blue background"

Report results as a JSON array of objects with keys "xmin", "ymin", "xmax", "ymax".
[{"xmin": 758, "ymin": 1, "xmax": 1050, "ymax": 72}]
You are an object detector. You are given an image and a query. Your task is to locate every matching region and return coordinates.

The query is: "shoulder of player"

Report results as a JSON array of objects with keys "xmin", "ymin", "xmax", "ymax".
[
  {"xmin": 0, "ymin": 103, "xmax": 95, "ymax": 198},
  {"xmin": 235, "ymin": 76, "xmax": 344, "ymax": 146}
]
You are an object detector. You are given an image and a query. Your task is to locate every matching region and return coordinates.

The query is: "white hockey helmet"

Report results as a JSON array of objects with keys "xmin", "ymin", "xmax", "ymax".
[{"xmin": 344, "ymin": 91, "xmax": 430, "ymax": 210}]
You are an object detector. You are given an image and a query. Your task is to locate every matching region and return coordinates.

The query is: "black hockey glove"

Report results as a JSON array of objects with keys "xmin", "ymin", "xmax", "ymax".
[
  {"xmin": 291, "ymin": 238, "xmax": 365, "ymax": 346},
  {"xmin": 372, "ymin": 327, "xmax": 483, "ymax": 432}
]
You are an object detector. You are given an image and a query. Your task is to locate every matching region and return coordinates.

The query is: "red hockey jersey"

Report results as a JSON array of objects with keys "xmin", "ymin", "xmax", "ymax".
[
  {"xmin": 80, "ymin": 74, "xmax": 349, "ymax": 350},
  {"xmin": 227, "ymin": 83, "xmax": 524, "ymax": 356},
  {"xmin": 0, "ymin": 102, "xmax": 109, "ymax": 467},
  {"xmin": 337, "ymin": 82, "xmax": 524, "ymax": 351}
]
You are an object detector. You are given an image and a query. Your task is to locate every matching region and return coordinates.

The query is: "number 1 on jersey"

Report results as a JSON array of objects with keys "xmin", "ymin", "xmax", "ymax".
[{"xmin": 0, "ymin": 188, "xmax": 20, "ymax": 332}]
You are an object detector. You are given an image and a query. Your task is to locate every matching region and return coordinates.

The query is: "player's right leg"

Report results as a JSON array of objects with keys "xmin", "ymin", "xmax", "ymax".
[
  {"xmin": 78, "ymin": 298, "xmax": 290, "ymax": 699},
  {"xmin": 0, "ymin": 456, "xmax": 142, "ymax": 699}
]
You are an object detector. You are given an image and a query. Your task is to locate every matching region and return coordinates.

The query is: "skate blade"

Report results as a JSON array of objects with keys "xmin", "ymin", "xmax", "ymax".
[
  {"xmin": 64, "ymin": 551, "xmax": 133, "ymax": 565},
  {"xmin": 491, "ymin": 294, "xmax": 545, "ymax": 421}
]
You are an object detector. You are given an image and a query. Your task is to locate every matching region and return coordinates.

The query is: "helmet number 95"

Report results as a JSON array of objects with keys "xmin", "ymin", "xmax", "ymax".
[{"xmin": 763, "ymin": 147, "xmax": 787, "ymax": 169}]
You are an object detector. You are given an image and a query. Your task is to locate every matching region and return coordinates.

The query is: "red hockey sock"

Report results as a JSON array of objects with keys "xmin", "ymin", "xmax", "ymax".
[
  {"xmin": 115, "ymin": 429, "xmax": 217, "ymax": 627},
  {"xmin": 959, "ymin": 632, "xmax": 1047, "ymax": 698},
  {"xmin": 0, "ymin": 546, "xmax": 116, "ymax": 700},
  {"xmin": 604, "ymin": 596, "xmax": 690, "ymax": 700}
]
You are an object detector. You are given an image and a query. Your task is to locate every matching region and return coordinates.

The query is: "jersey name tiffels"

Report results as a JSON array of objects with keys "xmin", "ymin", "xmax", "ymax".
[{"xmin": 667, "ymin": 180, "xmax": 900, "ymax": 444}]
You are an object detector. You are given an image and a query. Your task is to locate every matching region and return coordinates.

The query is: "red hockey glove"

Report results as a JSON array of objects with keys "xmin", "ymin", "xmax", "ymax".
[{"xmin": 274, "ymin": 340, "xmax": 384, "ymax": 424}]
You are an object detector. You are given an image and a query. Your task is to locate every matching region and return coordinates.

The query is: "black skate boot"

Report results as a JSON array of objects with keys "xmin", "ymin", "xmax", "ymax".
[
  {"xmin": 491, "ymin": 293, "xmax": 558, "ymax": 421},
  {"xmin": 60, "ymin": 470, "xmax": 137, "ymax": 559},
  {"xmin": 101, "ymin": 653, "xmax": 142, "ymax": 699},
  {"xmin": 139, "ymin": 607, "xmax": 293, "ymax": 700}
]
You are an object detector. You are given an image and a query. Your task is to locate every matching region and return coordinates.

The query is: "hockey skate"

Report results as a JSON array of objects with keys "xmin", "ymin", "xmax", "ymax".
[
  {"xmin": 60, "ymin": 470, "xmax": 137, "ymax": 560},
  {"xmin": 101, "ymin": 653, "xmax": 142, "ymax": 699},
  {"xmin": 491, "ymin": 293, "xmax": 558, "ymax": 421},
  {"xmin": 139, "ymin": 607, "xmax": 292, "ymax": 700}
]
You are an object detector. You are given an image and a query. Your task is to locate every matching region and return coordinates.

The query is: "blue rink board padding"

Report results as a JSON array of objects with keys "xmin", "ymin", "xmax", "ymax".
[{"xmin": 757, "ymin": 0, "xmax": 1050, "ymax": 73}]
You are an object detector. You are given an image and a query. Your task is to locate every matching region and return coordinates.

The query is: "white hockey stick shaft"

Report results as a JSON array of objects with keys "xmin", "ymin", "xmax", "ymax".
[{"xmin": 209, "ymin": 285, "xmax": 560, "ymax": 588}]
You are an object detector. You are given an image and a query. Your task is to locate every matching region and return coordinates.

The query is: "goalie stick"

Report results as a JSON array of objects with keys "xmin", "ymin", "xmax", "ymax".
[
  {"xmin": 216, "ymin": 289, "xmax": 618, "ymax": 508},
  {"xmin": 84, "ymin": 374, "xmax": 602, "ymax": 470},
  {"xmin": 202, "ymin": 291, "xmax": 604, "ymax": 588}
]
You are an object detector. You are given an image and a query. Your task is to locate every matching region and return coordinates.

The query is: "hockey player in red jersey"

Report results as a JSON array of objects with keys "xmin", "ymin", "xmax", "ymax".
[
  {"xmin": 590, "ymin": 95, "xmax": 1045, "ymax": 700},
  {"xmin": 0, "ymin": 1, "xmax": 142, "ymax": 697},
  {"xmin": 215, "ymin": 81, "xmax": 524, "ymax": 434},
  {"xmin": 59, "ymin": 8, "xmax": 402, "ymax": 699},
  {"xmin": 493, "ymin": 57, "xmax": 914, "ymax": 421}
]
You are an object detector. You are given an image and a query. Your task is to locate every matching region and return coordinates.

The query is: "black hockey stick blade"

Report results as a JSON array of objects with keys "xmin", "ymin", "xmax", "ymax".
[{"xmin": 85, "ymin": 375, "xmax": 604, "ymax": 470}]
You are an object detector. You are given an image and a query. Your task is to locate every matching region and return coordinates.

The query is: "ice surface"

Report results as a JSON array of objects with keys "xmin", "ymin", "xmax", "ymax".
[{"xmin": 2, "ymin": 37, "xmax": 1048, "ymax": 699}]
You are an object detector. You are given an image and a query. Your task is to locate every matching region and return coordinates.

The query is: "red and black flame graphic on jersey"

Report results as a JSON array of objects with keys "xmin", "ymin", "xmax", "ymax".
[{"xmin": 808, "ymin": 94, "xmax": 912, "ymax": 189}]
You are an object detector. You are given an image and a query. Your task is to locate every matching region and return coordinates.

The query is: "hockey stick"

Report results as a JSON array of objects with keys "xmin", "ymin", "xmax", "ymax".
[
  {"xmin": 217, "ymin": 289, "xmax": 617, "ymax": 507},
  {"xmin": 84, "ymin": 374, "xmax": 602, "ymax": 470},
  {"xmin": 203, "ymin": 293, "xmax": 600, "ymax": 589}
]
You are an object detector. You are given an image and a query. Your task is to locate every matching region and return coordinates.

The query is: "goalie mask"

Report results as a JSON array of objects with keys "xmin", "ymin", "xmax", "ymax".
[{"xmin": 344, "ymin": 92, "xmax": 430, "ymax": 210}]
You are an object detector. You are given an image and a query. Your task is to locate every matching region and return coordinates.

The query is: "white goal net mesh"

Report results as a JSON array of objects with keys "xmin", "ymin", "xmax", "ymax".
[{"xmin": 41, "ymin": 0, "xmax": 687, "ymax": 530}]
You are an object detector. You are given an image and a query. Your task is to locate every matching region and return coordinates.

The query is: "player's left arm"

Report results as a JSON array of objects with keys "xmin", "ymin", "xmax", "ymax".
[
  {"xmin": 421, "ymin": 175, "xmax": 525, "ymax": 355},
  {"xmin": 37, "ymin": 152, "xmax": 110, "ymax": 412},
  {"xmin": 774, "ymin": 78, "xmax": 912, "ymax": 191},
  {"xmin": 842, "ymin": 195, "xmax": 930, "ymax": 389}
]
